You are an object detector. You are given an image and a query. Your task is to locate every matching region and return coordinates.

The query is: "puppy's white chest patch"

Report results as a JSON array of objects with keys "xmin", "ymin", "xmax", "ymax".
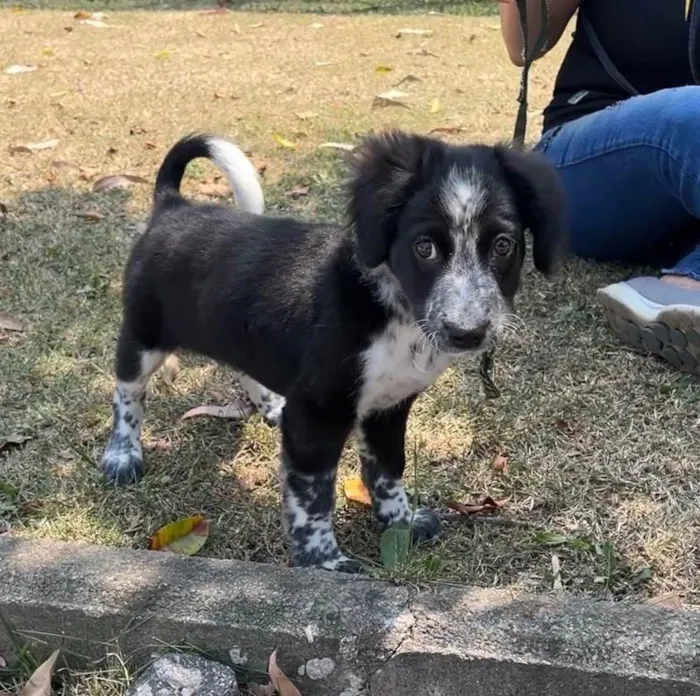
[{"xmin": 357, "ymin": 321, "xmax": 453, "ymax": 419}]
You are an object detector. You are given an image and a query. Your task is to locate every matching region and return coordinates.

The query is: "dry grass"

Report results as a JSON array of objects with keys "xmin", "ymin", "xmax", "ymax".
[{"xmin": 1, "ymin": 6, "xmax": 699, "ymax": 617}]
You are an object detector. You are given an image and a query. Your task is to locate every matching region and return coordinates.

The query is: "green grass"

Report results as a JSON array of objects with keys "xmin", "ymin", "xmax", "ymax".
[{"xmin": 1, "ymin": 6, "xmax": 698, "ymax": 616}]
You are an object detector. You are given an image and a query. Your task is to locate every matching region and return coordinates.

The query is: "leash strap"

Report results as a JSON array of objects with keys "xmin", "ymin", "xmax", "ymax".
[{"xmin": 479, "ymin": 0, "xmax": 550, "ymax": 399}]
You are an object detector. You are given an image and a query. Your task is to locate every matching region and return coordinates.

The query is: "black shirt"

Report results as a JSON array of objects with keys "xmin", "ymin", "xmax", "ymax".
[{"xmin": 542, "ymin": 0, "xmax": 700, "ymax": 133}]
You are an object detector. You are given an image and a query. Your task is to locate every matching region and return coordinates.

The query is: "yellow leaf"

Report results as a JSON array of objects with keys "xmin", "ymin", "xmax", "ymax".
[
  {"xmin": 41, "ymin": 47, "xmax": 55, "ymax": 57},
  {"xmin": 149, "ymin": 515, "xmax": 210, "ymax": 555},
  {"xmin": 273, "ymin": 133, "xmax": 297, "ymax": 150},
  {"xmin": 154, "ymin": 49, "xmax": 172, "ymax": 60},
  {"xmin": 429, "ymin": 98, "xmax": 441, "ymax": 114},
  {"xmin": 344, "ymin": 478, "xmax": 371, "ymax": 506},
  {"xmin": 268, "ymin": 650, "xmax": 302, "ymax": 696},
  {"xmin": 375, "ymin": 64, "xmax": 393, "ymax": 75}
]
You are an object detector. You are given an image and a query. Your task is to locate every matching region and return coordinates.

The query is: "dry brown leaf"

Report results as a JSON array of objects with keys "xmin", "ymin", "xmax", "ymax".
[
  {"xmin": 76, "ymin": 211, "xmax": 104, "ymax": 222},
  {"xmin": 269, "ymin": 650, "xmax": 302, "ymax": 696},
  {"xmin": 93, "ymin": 174, "xmax": 148, "ymax": 192},
  {"xmin": 5, "ymin": 64, "xmax": 38, "ymax": 75},
  {"xmin": 429, "ymin": 125, "xmax": 468, "ymax": 135},
  {"xmin": 181, "ymin": 402, "xmax": 252, "ymax": 421},
  {"xmin": 396, "ymin": 28, "xmax": 433, "ymax": 38},
  {"xmin": 492, "ymin": 453, "xmax": 509, "ymax": 474},
  {"xmin": 372, "ymin": 89, "xmax": 410, "ymax": 109},
  {"xmin": 9, "ymin": 139, "xmax": 59, "ymax": 154},
  {"xmin": 19, "ymin": 649, "xmax": 59, "ymax": 696},
  {"xmin": 74, "ymin": 9, "xmax": 92, "ymax": 19},
  {"xmin": 554, "ymin": 418, "xmax": 579, "ymax": 435},
  {"xmin": 199, "ymin": 182, "xmax": 230, "ymax": 198},
  {"xmin": 645, "ymin": 593, "xmax": 683, "ymax": 610},
  {"xmin": 285, "ymin": 184, "xmax": 310, "ymax": 198},
  {"xmin": 0, "ymin": 312, "xmax": 24, "ymax": 332},
  {"xmin": 446, "ymin": 496, "xmax": 509, "ymax": 516}
]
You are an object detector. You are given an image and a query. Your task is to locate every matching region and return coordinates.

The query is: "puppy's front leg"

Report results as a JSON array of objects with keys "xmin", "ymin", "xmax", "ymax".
[
  {"xmin": 280, "ymin": 399, "xmax": 360, "ymax": 573},
  {"xmin": 359, "ymin": 398, "xmax": 441, "ymax": 543}
]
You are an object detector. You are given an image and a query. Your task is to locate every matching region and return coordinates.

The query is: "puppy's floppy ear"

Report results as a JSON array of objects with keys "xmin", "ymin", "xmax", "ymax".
[
  {"xmin": 348, "ymin": 130, "xmax": 442, "ymax": 268},
  {"xmin": 494, "ymin": 145, "xmax": 567, "ymax": 275}
]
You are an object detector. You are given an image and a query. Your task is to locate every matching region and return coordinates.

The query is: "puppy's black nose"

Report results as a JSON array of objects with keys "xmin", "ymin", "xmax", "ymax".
[{"xmin": 444, "ymin": 321, "xmax": 489, "ymax": 350}]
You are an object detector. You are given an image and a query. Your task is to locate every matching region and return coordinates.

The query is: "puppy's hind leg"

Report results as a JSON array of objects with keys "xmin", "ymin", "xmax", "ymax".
[
  {"xmin": 238, "ymin": 374, "xmax": 286, "ymax": 426},
  {"xmin": 101, "ymin": 327, "xmax": 166, "ymax": 485}
]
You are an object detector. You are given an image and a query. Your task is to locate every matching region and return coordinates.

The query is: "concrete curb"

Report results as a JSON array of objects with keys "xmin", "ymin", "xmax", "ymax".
[{"xmin": 1, "ymin": 537, "xmax": 699, "ymax": 695}]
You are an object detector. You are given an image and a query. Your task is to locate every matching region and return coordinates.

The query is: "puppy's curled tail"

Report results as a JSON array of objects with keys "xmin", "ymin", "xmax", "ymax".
[{"xmin": 153, "ymin": 133, "xmax": 264, "ymax": 214}]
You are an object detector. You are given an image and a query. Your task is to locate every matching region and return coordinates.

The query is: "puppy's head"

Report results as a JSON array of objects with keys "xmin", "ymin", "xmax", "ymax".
[{"xmin": 349, "ymin": 131, "xmax": 566, "ymax": 354}]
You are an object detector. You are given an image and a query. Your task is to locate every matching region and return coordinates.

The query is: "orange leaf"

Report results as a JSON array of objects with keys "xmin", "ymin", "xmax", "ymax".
[
  {"xmin": 447, "ymin": 496, "xmax": 509, "ymax": 516},
  {"xmin": 149, "ymin": 515, "xmax": 209, "ymax": 555},
  {"xmin": 344, "ymin": 478, "xmax": 371, "ymax": 506},
  {"xmin": 269, "ymin": 650, "xmax": 302, "ymax": 696}
]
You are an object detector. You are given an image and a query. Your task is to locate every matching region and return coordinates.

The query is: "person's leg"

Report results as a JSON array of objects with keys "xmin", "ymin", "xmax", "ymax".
[{"xmin": 536, "ymin": 86, "xmax": 700, "ymax": 373}]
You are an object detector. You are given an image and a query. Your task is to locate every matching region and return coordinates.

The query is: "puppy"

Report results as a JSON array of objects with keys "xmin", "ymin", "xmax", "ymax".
[{"xmin": 101, "ymin": 131, "xmax": 565, "ymax": 572}]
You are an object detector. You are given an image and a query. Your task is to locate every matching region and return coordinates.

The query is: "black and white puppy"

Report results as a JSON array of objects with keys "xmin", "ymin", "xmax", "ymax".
[{"xmin": 101, "ymin": 131, "xmax": 565, "ymax": 572}]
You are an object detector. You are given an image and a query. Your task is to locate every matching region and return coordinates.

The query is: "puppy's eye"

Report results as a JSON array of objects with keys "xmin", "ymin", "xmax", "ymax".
[
  {"xmin": 414, "ymin": 238, "xmax": 438, "ymax": 261},
  {"xmin": 493, "ymin": 236, "xmax": 515, "ymax": 257}
]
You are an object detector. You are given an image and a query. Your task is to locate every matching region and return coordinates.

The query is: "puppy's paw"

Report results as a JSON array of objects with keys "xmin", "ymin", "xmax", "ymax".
[
  {"xmin": 260, "ymin": 395, "xmax": 285, "ymax": 427},
  {"xmin": 410, "ymin": 508, "xmax": 442, "ymax": 543},
  {"xmin": 100, "ymin": 439, "xmax": 144, "ymax": 486},
  {"xmin": 320, "ymin": 555, "xmax": 365, "ymax": 574}
]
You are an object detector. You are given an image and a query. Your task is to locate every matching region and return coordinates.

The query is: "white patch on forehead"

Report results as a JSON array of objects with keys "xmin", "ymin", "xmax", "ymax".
[
  {"xmin": 440, "ymin": 166, "xmax": 487, "ymax": 229},
  {"xmin": 357, "ymin": 320, "xmax": 453, "ymax": 419}
]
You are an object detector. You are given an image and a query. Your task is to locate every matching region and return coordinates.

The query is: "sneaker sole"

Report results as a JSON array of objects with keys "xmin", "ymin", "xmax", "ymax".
[{"xmin": 596, "ymin": 283, "xmax": 700, "ymax": 375}]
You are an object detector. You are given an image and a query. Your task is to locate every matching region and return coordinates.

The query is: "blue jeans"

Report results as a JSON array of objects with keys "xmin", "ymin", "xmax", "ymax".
[{"xmin": 535, "ymin": 86, "xmax": 700, "ymax": 282}]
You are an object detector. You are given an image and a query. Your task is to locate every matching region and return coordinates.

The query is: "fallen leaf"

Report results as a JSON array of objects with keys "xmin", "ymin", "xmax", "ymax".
[
  {"xmin": 429, "ymin": 125, "xmax": 468, "ymax": 135},
  {"xmin": 446, "ymin": 496, "xmax": 508, "ymax": 516},
  {"xmin": 295, "ymin": 111, "xmax": 317, "ymax": 121},
  {"xmin": 0, "ymin": 434, "xmax": 32, "ymax": 452},
  {"xmin": 273, "ymin": 133, "xmax": 298, "ymax": 150},
  {"xmin": 198, "ymin": 182, "xmax": 230, "ymax": 198},
  {"xmin": 248, "ymin": 684, "xmax": 276, "ymax": 696},
  {"xmin": 74, "ymin": 9, "xmax": 92, "ymax": 19},
  {"xmin": 317, "ymin": 141, "xmax": 356, "ymax": 152},
  {"xmin": 76, "ymin": 211, "xmax": 103, "ymax": 222},
  {"xmin": 5, "ymin": 64, "xmax": 38, "ymax": 75},
  {"xmin": 79, "ymin": 166, "xmax": 100, "ymax": 181},
  {"xmin": 285, "ymin": 184, "xmax": 310, "ymax": 198},
  {"xmin": 213, "ymin": 91, "xmax": 224, "ymax": 99},
  {"xmin": 268, "ymin": 650, "xmax": 302, "ymax": 696},
  {"xmin": 372, "ymin": 89, "xmax": 410, "ymax": 109},
  {"xmin": 41, "ymin": 47, "xmax": 55, "ymax": 57},
  {"xmin": 181, "ymin": 402, "xmax": 252, "ymax": 420},
  {"xmin": 492, "ymin": 453, "xmax": 508, "ymax": 473},
  {"xmin": 154, "ymin": 49, "xmax": 172, "ymax": 59},
  {"xmin": 195, "ymin": 30, "xmax": 206, "ymax": 37},
  {"xmin": 375, "ymin": 64, "xmax": 393, "ymax": 75},
  {"xmin": 551, "ymin": 553, "xmax": 563, "ymax": 590},
  {"xmin": 554, "ymin": 418, "xmax": 579, "ymax": 435},
  {"xmin": 149, "ymin": 515, "xmax": 210, "ymax": 555},
  {"xmin": 429, "ymin": 98, "xmax": 441, "ymax": 114},
  {"xmin": 344, "ymin": 478, "xmax": 371, "ymax": 506},
  {"xmin": 253, "ymin": 159, "xmax": 267, "ymax": 176},
  {"xmin": 645, "ymin": 593, "xmax": 683, "ymax": 610},
  {"xmin": 93, "ymin": 174, "xmax": 148, "ymax": 192},
  {"xmin": 407, "ymin": 47, "xmax": 438, "ymax": 57},
  {"xmin": 396, "ymin": 28, "xmax": 434, "ymax": 38},
  {"xmin": 0, "ymin": 312, "xmax": 24, "ymax": 332},
  {"xmin": 393, "ymin": 74, "xmax": 422, "ymax": 88},
  {"xmin": 9, "ymin": 139, "xmax": 59, "ymax": 154},
  {"xmin": 381, "ymin": 523, "xmax": 412, "ymax": 569},
  {"xmin": 19, "ymin": 649, "xmax": 59, "ymax": 696}
]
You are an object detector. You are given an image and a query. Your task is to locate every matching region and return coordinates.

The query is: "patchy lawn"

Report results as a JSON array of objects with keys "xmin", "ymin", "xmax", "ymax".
[{"xmin": 1, "ymin": 6, "xmax": 698, "ymax": 613}]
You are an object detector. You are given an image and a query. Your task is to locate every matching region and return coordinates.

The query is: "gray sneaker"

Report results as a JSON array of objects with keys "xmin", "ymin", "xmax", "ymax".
[{"xmin": 596, "ymin": 276, "xmax": 700, "ymax": 374}]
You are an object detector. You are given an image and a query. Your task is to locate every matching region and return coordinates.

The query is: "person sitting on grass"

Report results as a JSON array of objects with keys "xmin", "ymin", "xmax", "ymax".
[{"xmin": 498, "ymin": 0, "xmax": 700, "ymax": 374}]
